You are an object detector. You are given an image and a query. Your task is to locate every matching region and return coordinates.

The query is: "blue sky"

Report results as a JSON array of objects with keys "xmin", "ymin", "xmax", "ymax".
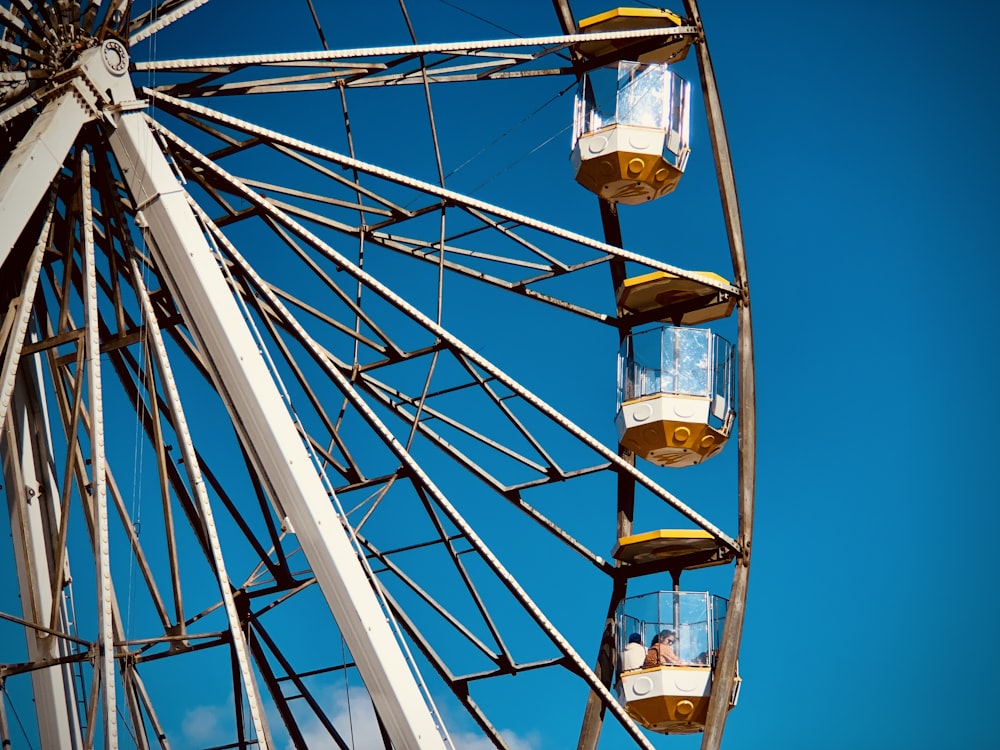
[
  {"xmin": 712, "ymin": 2, "xmax": 1000, "ymax": 748},
  {"xmin": 3, "ymin": 1, "xmax": 998, "ymax": 748}
]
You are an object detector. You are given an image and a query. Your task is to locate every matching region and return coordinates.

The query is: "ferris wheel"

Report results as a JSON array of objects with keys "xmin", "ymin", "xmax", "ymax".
[{"xmin": 0, "ymin": 2, "xmax": 754, "ymax": 749}]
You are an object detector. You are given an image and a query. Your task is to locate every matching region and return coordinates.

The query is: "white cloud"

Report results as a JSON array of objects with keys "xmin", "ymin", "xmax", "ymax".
[
  {"xmin": 283, "ymin": 685, "xmax": 380, "ymax": 750},
  {"xmin": 280, "ymin": 684, "xmax": 541, "ymax": 750},
  {"xmin": 181, "ymin": 703, "xmax": 231, "ymax": 744},
  {"xmin": 448, "ymin": 727, "xmax": 542, "ymax": 750}
]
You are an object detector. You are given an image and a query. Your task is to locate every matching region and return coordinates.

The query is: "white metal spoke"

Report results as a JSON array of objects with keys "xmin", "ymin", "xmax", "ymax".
[
  {"xmin": 0, "ymin": 92, "xmax": 38, "ymax": 126},
  {"xmin": 139, "ymin": 26, "xmax": 696, "ymax": 72},
  {"xmin": 0, "ymin": 88, "xmax": 95, "ymax": 265},
  {"xmin": 191, "ymin": 199, "xmax": 656, "ymax": 750},
  {"xmin": 158, "ymin": 117, "xmax": 739, "ymax": 551},
  {"xmin": 128, "ymin": 0, "xmax": 211, "ymax": 45},
  {"xmin": 0, "ymin": 4, "xmax": 34, "ymax": 38},
  {"xmin": 81, "ymin": 148, "xmax": 117, "ymax": 750},
  {"xmin": 127, "ymin": 252, "xmax": 275, "ymax": 750},
  {"xmin": 97, "ymin": 46, "xmax": 448, "ymax": 749},
  {"xmin": 146, "ymin": 88, "xmax": 739, "ymax": 296},
  {"xmin": 0, "ymin": 195, "xmax": 51, "ymax": 431}
]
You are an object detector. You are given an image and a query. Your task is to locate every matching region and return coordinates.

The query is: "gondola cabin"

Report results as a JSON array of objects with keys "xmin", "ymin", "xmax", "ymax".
[
  {"xmin": 571, "ymin": 9, "xmax": 694, "ymax": 204},
  {"xmin": 617, "ymin": 324, "xmax": 735, "ymax": 466},
  {"xmin": 615, "ymin": 270, "xmax": 736, "ymax": 466},
  {"xmin": 571, "ymin": 57, "xmax": 691, "ymax": 204},
  {"xmin": 617, "ymin": 589, "xmax": 738, "ymax": 734}
]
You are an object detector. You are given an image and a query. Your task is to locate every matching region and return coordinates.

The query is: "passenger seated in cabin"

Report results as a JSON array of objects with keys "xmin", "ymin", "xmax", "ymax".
[
  {"xmin": 642, "ymin": 629, "xmax": 685, "ymax": 668},
  {"xmin": 621, "ymin": 632, "xmax": 646, "ymax": 672}
]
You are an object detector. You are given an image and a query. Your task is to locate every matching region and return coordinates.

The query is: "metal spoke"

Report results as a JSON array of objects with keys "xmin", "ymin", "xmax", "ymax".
[
  {"xmin": 156, "ymin": 115, "xmax": 738, "ymax": 549},
  {"xmin": 147, "ymin": 88, "xmax": 738, "ymax": 296},
  {"xmin": 139, "ymin": 26, "xmax": 697, "ymax": 86},
  {"xmin": 128, "ymin": 0, "xmax": 210, "ymax": 45}
]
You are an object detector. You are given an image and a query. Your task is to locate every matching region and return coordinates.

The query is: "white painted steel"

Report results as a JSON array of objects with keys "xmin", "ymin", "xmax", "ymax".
[
  {"xmin": 81, "ymin": 149, "xmax": 118, "ymax": 750},
  {"xmin": 126, "ymin": 255, "xmax": 279, "ymax": 750},
  {"xmin": 0, "ymin": 190, "xmax": 84, "ymax": 744},
  {"xmin": 153, "ymin": 116, "xmax": 739, "ymax": 552},
  {"xmin": 137, "ymin": 26, "xmax": 698, "ymax": 71},
  {"xmin": 189, "ymin": 203, "xmax": 657, "ymax": 750},
  {"xmin": 0, "ymin": 94, "xmax": 39, "ymax": 127},
  {"xmin": 2, "ymin": 375, "xmax": 84, "ymax": 750},
  {"xmin": 128, "ymin": 0, "xmax": 211, "ymax": 45},
  {"xmin": 145, "ymin": 90, "xmax": 738, "ymax": 296},
  {"xmin": 0, "ymin": 87, "xmax": 94, "ymax": 267},
  {"xmin": 0, "ymin": 6, "xmax": 752, "ymax": 746},
  {"xmin": 88, "ymin": 44, "xmax": 448, "ymax": 750},
  {"xmin": 0, "ymin": 201, "xmax": 49, "ymax": 435},
  {"xmin": 0, "ymin": 4, "xmax": 30, "ymax": 35}
]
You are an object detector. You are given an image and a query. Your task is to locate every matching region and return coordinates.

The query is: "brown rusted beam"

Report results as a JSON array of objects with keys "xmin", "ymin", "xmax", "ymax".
[{"xmin": 681, "ymin": 2, "xmax": 756, "ymax": 749}]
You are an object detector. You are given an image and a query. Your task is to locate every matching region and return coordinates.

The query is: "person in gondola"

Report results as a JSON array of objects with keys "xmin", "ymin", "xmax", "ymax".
[
  {"xmin": 643, "ymin": 629, "xmax": 684, "ymax": 667},
  {"xmin": 621, "ymin": 632, "xmax": 647, "ymax": 672}
]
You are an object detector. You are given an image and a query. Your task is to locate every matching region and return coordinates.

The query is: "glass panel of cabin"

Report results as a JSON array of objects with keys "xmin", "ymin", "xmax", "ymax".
[
  {"xmin": 618, "ymin": 591, "xmax": 729, "ymax": 668},
  {"xmin": 673, "ymin": 327, "xmax": 711, "ymax": 396},
  {"xmin": 572, "ymin": 66, "xmax": 618, "ymax": 146},
  {"xmin": 675, "ymin": 591, "xmax": 710, "ymax": 664},
  {"xmin": 619, "ymin": 329, "xmax": 663, "ymax": 401},
  {"xmin": 710, "ymin": 334, "xmax": 736, "ymax": 428},
  {"xmin": 665, "ymin": 72, "xmax": 692, "ymax": 169},
  {"xmin": 619, "ymin": 326, "xmax": 736, "ymax": 408},
  {"xmin": 710, "ymin": 595, "xmax": 728, "ymax": 667},
  {"xmin": 618, "ymin": 60, "xmax": 666, "ymax": 129},
  {"xmin": 658, "ymin": 327, "xmax": 677, "ymax": 394},
  {"xmin": 573, "ymin": 61, "xmax": 690, "ymax": 160}
]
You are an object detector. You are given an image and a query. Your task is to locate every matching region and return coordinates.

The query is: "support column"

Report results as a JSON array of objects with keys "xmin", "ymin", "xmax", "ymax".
[
  {"xmin": 89, "ymin": 44, "xmax": 447, "ymax": 750},
  {"xmin": 2, "ymin": 365, "xmax": 84, "ymax": 750},
  {"xmin": 0, "ymin": 87, "xmax": 93, "ymax": 267}
]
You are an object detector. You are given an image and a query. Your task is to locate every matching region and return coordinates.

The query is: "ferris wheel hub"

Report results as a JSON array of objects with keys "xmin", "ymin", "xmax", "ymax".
[{"xmin": 101, "ymin": 39, "xmax": 129, "ymax": 76}]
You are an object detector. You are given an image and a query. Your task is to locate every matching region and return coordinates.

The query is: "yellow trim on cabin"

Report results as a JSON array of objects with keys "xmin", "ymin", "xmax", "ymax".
[
  {"xmin": 615, "ymin": 270, "xmax": 735, "ymax": 324},
  {"xmin": 625, "ymin": 663, "xmax": 712, "ymax": 676},
  {"xmin": 574, "ymin": 146, "xmax": 684, "ymax": 205},
  {"xmin": 619, "ymin": 528, "xmax": 714, "ymax": 546},
  {"xmin": 574, "ymin": 7, "xmax": 692, "ymax": 66},
  {"xmin": 578, "ymin": 7, "xmax": 684, "ymax": 31},
  {"xmin": 620, "ymin": 416, "xmax": 728, "ymax": 467},
  {"xmin": 621, "ymin": 269, "xmax": 730, "ymax": 291},
  {"xmin": 625, "ymin": 693, "xmax": 710, "ymax": 732},
  {"xmin": 612, "ymin": 528, "xmax": 726, "ymax": 567}
]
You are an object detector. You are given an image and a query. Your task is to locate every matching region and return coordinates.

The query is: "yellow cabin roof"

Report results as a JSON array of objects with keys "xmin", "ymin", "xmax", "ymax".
[
  {"xmin": 612, "ymin": 529, "xmax": 731, "ymax": 569},
  {"xmin": 575, "ymin": 7, "xmax": 693, "ymax": 65},
  {"xmin": 616, "ymin": 271, "xmax": 735, "ymax": 326},
  {"xmin": 579, "ymin": 7, "xmax": 685, "ymax": 30}
]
